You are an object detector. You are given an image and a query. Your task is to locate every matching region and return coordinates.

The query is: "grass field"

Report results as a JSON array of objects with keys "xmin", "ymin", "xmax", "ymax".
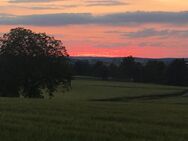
[{"xmin": 0, "ymin": 79, "xmax": 188, "ymax": 141}]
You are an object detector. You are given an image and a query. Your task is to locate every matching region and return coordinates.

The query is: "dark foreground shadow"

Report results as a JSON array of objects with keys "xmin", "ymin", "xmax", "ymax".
[
  {"xmin": 90, "ymin": 84, "xmax": 183, "ymax": 90},
  {"xmin": 91, "ymin": 90, "xmax": 188, "ymax": 102}
]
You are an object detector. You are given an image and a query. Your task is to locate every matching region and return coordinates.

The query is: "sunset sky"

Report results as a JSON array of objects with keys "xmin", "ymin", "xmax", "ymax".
[{"xmin": 0, "ymin": 0, "xmax": 188, "ymax": 58}]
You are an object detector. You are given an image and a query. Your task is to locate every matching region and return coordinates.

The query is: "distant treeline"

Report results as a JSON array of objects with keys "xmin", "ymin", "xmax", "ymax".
[{"xmin": 72, "ymin": 56, "xmax": 188, "ymax": 86}]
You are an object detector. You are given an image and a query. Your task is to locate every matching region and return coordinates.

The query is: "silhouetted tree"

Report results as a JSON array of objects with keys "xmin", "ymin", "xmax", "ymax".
[
  {"xmin": 119, "ymin": 56, "xmax": 142, "ymax": 81},
  {"xmin": 166, "ymin": 59, "xmax": 188, "ymax": 86},
  {"xmin": 133, "ymin": 62, "xmax": 143, "ymax": 82},
  {"xmin": 93, "ymin": 61, "xmax": 109, "ymax": 80},
  {"xmin": 0, "ymin": 27, "xmax": 71, "ymax": 98},
  {"xmin": 74, "ymin": 60, "xmax": 92, "ymax": 76},
  {"xmin": 143, "ymin": 61, "xmax": 166, "ymax": 83},
  {"xmin": 109, "ymin": 63, "xmax": 119, "ymax": 79}
]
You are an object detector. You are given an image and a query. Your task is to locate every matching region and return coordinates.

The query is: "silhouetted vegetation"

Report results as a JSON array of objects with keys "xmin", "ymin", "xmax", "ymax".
[
  {"xmin": 73, "ymin": 56, "xmax": 188, "ymax": 86},
  {"xmin": 73, "ymin": 60, "xmax": 92, "ymax": 76},
  {"xmin": 166, "ymin": 59, "xmax": 188, "ymax": 86},
  {"xmin": 143, "ymin": 61, "xmax": 166, "ymax": 84},
  {"xmin": 119, "ymin": 56, "xmax": 143, "ymax": 82},
  {"xmin": 0, "ymin": 27, "xmax": 72, "ymax": 98},
  {"xmin": 0, "ymin": 28, "xmax": 187, "ymax": 99},
  {"xmin": 92, "ymin": 61, "xmax": 109, "ymax": 80}
]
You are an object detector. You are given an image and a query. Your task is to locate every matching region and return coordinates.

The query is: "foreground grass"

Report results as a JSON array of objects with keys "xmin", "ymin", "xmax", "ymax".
[{"xmin": 0, "ymin": 80, "xmax": 188, "ymax": 141}]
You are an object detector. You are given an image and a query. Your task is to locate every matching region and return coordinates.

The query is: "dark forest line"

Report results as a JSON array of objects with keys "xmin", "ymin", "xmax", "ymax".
[{"xmin": 72, "ymin": 56, "xmax": 188, "ymax": 86}]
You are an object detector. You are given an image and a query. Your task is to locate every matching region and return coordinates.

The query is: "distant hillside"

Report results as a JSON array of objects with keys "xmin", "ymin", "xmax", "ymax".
[
  {"xmin": 70, "ymin": 56, "xmax": 188, "ymax": 65},
  {"xmin": 71, "ymin": 56, "xmax": 122, "ymax": 65}
]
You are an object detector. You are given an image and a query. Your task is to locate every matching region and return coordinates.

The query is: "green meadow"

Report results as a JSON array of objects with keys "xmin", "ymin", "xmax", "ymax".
[{"xmin": 0, "ymin": 79, "xmax": 188, "ymax": 141}]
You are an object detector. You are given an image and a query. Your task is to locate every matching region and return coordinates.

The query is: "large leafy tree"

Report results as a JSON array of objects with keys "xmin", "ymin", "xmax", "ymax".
[{"xmin": 0, "ymin": 27, "xmax": 71, "ymax": 98}]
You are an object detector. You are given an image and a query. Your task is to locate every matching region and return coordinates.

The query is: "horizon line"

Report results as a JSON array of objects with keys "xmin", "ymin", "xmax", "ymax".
[{"xmin": 70, "ymin": 55, "xmax": 188, "ymax": 59}]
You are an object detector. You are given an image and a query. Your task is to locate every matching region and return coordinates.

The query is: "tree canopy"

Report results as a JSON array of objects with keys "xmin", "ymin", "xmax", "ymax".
[{"xmin": 0, "ymin": 27, "xmax": 72, "ymax": 98}]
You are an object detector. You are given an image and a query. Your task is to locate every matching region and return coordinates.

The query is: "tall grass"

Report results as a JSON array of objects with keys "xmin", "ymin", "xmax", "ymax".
[{"xmin": 0, "ymin": 80, "xmax": 188, "ymax": 141}]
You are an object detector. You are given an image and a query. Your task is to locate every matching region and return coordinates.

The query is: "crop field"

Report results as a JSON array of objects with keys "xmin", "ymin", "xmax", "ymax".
[{"xmin": 0, "ymin": 79, "xmax": 188, "ymax": 141}]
